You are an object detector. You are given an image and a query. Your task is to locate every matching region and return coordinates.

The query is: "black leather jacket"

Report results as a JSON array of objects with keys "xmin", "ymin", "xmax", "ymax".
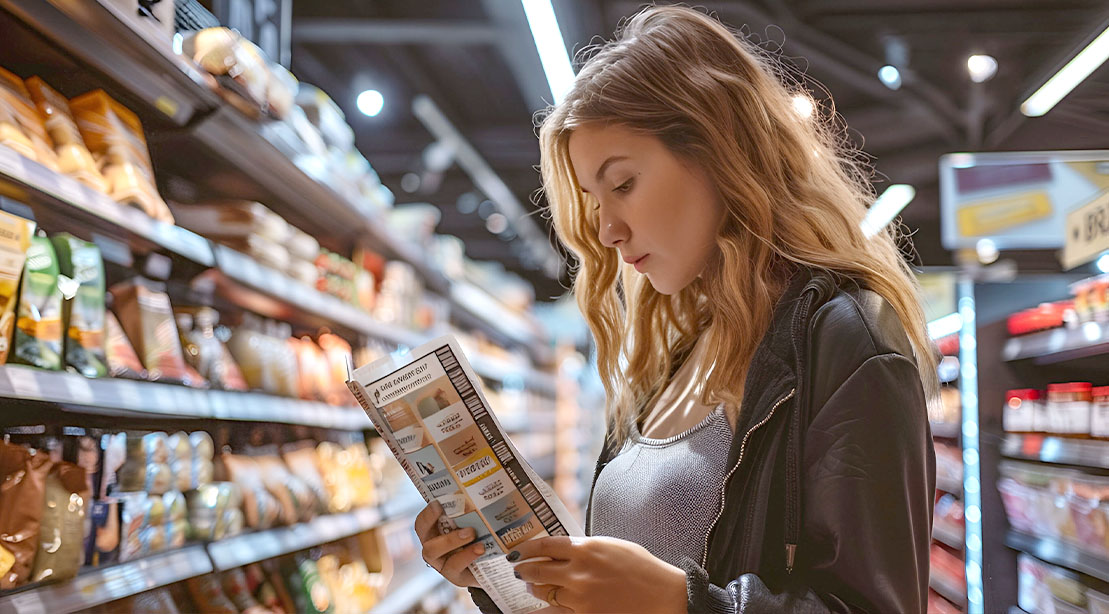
[{"xmin": 471, "ymin": 269, "xmax": 935, "ymax": 613}]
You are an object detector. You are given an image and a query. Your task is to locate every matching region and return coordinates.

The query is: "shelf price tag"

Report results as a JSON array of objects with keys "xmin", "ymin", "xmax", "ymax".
[{"xmin": 1064, "ymin": 190, "xmax": 1109, "ymax": 270}]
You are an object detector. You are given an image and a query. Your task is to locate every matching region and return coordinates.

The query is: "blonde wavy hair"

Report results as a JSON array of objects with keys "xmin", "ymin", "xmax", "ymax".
[{"xmin": 538, "ymin": 5, "xmax": 938, "ymax": 442}]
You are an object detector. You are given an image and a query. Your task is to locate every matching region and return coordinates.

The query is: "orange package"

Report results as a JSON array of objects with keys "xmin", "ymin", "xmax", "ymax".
[
  {"xmin": 0, "ymin": 67, "xmax": 59, "ymax": 171},
  {"xmin": 24, "ymin": 76, "xmax": 108, "ymax": 192},
  {"xmin": 69, "ymin": 90, "xmax": 173, "ymax": 223}
]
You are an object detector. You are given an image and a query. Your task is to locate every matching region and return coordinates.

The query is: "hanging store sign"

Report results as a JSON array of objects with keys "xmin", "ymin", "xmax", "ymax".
[{"xmin": 1063, "ymin": 189, "xmax": 1109, "ymax": 270}]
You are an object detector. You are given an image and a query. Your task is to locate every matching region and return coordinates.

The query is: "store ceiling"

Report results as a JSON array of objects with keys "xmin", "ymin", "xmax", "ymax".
[{"xmin": 289, "ymin": 0, "xmax": 1109, "ymax": 301}]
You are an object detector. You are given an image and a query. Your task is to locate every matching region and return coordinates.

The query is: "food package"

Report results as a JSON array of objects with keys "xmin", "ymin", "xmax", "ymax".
[
  {"xmin": 89, "ymin": 432, "xmax": 125, "ymax": 566},
  {"xmin": 116, "ymin": 491, "xmax": 156, "ymax": 562},
  {"xmin": 168, "ymin": 200, "xmax": 290, "ymax": 244},
  {"xmin": 288, "ymin": 227, "xmax": 320, "ymax": 263},
  {"xmin": 226, "ymin": 317, "xmax": 272, "ymax": 394},
  {"xmin": 283, "ymin": 555, "xmax": 335, "ymax": 614},
  {"xmin": 316, "ymin": 443, "xmax": 376, "ymax": 513},
  {"xmin": 182, "ymin": 29, "xmax": 270, "ymax": 109},
  {"xmin": 109, "ymin": 279, "xmax": 199, "ymax": 386},
  {"xmin": 288, "ymin": 259, "xmax": 319, "ymax": 287},
  {"xmin": 30, "ymin": 461, "xmax": 89, "ymax": 583},
  {"xmin": 0, "ymin": 67, "xmax": 59, "ymax": 170},
  {"xmin": 257, "ymin": 455, "xmax": 317, "ymax": 523},
  {"xmin": 177, "ymin": 308, "xmax": 249, "ymax": 392},
  {"xmin": 267, "ymin": 63, "xmax": 298, "ymax": 119},
  {"xmin": 12, "ymin": 234, "xmax": 64, "ymax": 370},
  {"xmin": 52, "ymin": 234, "xmax": 107, "ymax": 377},
  {"xmin": 104, "ymin": 311, "xmax": 147, "ymax": 380},
  {"xmin": 297, "ymin": 84, "xmax": 354, "ymax": 152},
  {"xmin": 24, "ymin": 76, "xmax": 107, "ymax": 191},
  {"xmin": 291, "ymin": 336, "xmax": 329, "ymax": 401},
  {"xmin": 186, "ymin": 482, "xmax": 243, "ymax": 541},
  {"xmin": 163, "ymin": 490, "xmax": 187, "ymax": 524},
  {"xmin": 317, "ymin": 332, "xmax": 353, "ymax": 406},
  {"xmin": 222, "ymin": 567, "xmax": 267, "ymax": 614},
  {"xmin": 69, "ymin": 90, "xmax": 173, "ymax": 223},
  {"xmin": 191, "ymin": 431, "xmax": 215, "ymax": 461},
  {"xmin": 167, "ymin": 432, "xmax": 192, "ymax": 492},
  {"xmin": 281, "ymin": 446, "xmax": 328, "ymax": 515},
  {"xmin": 0, "ymin": 209, "xmax": 35, "ymax": 365},
  {"xmin": 186, "ymin": 573, "xmax": 239, "ymax": 614},
  {"xmin": 220, "ymin": 454, "xmax": 281, "ymax": 529},
  {"xmin": 0, "ymin": 443, "xmax": 52, "ymax": 588}
]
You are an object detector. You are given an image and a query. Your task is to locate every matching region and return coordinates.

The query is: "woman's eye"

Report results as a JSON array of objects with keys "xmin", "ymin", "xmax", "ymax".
[{"xmin": 612, "ymin": 178, "xmax": 634, "ymax": 193}]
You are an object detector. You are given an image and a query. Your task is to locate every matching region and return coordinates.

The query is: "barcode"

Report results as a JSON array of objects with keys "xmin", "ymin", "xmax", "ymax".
[
  {"xmin": 520, "ymin": 484, "xmax": 556, "ymax": 528},
  {"xmin": 437, "ymin": 346, "xmax": 488, "ymax": 420},
  {"xmin": 492, "ymin": 441, "xmax": 514, "ymax": 463}
]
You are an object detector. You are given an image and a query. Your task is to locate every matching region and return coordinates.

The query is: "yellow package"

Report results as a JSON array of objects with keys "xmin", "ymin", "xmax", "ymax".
[
  {"xmin": 0, "ymin": 210, "xmax": 35, "ymax": 365},
  {"xmin": 0, "ymin": 68, "xmax": 59, "ymax": 171},
  {"xmin": 24, "ymin": 77, "xmax": 108, "ymax": 192},
  {"xmin": 69, "ymin": 90, "xmax": 174, "ymax": 224}
]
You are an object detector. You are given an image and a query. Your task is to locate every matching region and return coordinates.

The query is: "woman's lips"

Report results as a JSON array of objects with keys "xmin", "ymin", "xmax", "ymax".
[{"xmin": 632, "ymin": 254, "xmax": 649, "ymax": 272}]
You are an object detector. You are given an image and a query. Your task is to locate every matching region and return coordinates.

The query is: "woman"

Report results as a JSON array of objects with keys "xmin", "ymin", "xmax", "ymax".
[{"xmin": 416, "ymin": 6, "xmax": 936, "ymax": 613}]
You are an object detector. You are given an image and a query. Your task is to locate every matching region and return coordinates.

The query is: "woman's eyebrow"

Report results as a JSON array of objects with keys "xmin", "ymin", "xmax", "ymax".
[{"xmin": 594, "ymin": 155, "xmax": 630, "ymax": 182}]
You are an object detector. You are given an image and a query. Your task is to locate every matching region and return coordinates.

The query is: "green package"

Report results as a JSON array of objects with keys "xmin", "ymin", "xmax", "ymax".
[
  {"xmin": 282, "ymin": 556, "xmax": 334, "ymax": 614},
  {"xmin": 12, "ymin": 234, "xmax": 63, "ymax": 369},
  {"xmin": 52, "ymin": 234, "xmax": 106, "ymax": 377}
]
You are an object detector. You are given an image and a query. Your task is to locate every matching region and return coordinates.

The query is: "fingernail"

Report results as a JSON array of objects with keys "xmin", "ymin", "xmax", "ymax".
[
  {"xmin": 513, "ymin": 570, "xmax": 522, "ymax": 580},
  {"xmin": 472, "ymin": 543, "xmax": 485, "ymax": 555},
  {"xmin": 458, "ymin": 528, "xmax": 474, "ymax": 541},
  {"xmin": 506, "ymin": 550, "xmax": 521, "ymax": 562}
]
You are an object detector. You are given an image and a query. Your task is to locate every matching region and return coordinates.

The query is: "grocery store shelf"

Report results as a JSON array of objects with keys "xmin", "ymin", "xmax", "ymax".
[
  {"xmin": 0, "ymin": 545, "xmax": 212, "ymax": 614},
  {"xmin": 0, "ymin": 365, "xmax": 371, "ymax": 431},
  {"xmin": 933, "ymin": 519, "xmax": 965, "ymax": 550},
  {"xmin": 371, "ymin": 565, "xmax": 451, "ymax": 614},
  {"xmin": 207, "ymin": 244, "xmax": 427, "ymax": 349},
  {"xmin": 470, "ymin": 352, "xmax": 557, "ymax": 397},
  {"xmin": 208, "ymin": 507, "xmax": 383, "ymax": 571},
  {"xmin": 1002, "ymin": 324, "xmax": 1109, "ymax": 365},
  {"xmin": 928, "ymin": 571, "xmax": 966, "ymax": 606},
  {"xmin": 937, "ymin": 474, "xmax": 962, "ymax": 495},
  {"xmin": 1006, "ymin": 530, "xmax": 1109, "ymax": 583},
  {"xmin": 2, "ymin": 0, "xmax": 216, "ymax": 126},
  {"xmin": 451, "ymin": 282, "xmax": 546, "ymax": 350},
  {"xmin": 1001, "ymin": 433, "xmax": 1109, "ymax": 469},
  {"xmin": 931, "ymin": 421, "xmax": 961, "ymax": 439},
  {"xmin": 0, "ymin": 145, "xmax": 215, "ymax": 266}
]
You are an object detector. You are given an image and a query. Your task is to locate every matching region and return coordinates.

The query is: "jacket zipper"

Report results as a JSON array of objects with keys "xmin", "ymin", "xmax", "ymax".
[{"xmin": 700, "ymin": 388, "xmax": 796, "ymax": 569}]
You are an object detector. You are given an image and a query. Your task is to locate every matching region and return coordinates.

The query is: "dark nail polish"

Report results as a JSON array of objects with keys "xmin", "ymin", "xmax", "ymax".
[
  {"xmin": 513, "ymin": 570, "xmax": 522, "ymax": 580},
  {"xmin": 506, "ymin": 550, "xmax": 520, "ymax": 562}
]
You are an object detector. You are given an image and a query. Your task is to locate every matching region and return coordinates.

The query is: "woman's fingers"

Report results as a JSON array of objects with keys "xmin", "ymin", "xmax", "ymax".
[
  {"xmin": 414, "ymin": 501, "xmax": 443, "ymax": 543},
  {"xmin": 527, "ymin": 583, "xmax": 573, "ymax": 613},
  {"xmin": 514, "ymin": 559, "xmax": 572, "ymax": 586},
  {"xmin": 440, "ymin": 542, "xmax": 486, "ymax": 586},
  {"xmin": 422, "ymin": 527, "xmax": 476, "ymax": 563}
]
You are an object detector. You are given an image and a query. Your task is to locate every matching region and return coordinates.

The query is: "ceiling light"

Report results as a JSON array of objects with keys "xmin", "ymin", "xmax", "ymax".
[
  {"xmin": 1022, "ymin": 23, "xmax": 1109, "ymax": 116},
  {"xmin": 520, "ymin": 0, "xmax": 575, "ymax": 104},
  {"xmin": 878, "ymin": 65, "xmax": 902, "ymax": 90},
  {"xmin": 1097, "ymin": 252, "xmax": 1109, "ymax": 274},
  {"xmin": 976, "ymin": 238, "xmax": 999, "ymax": 264},
  {"xmin": 860, "ymin": 184, "xmax": 915, "ymax": 237},
  {"xmin": 356, "ymin": 89, "xmax": 384, "ymax": 117},
  {"xmin": 791, "ymin": 95, "xmax": 814, "ymax": 119},
  {"xmin": 967, "ymin": 54, "xmax": 998, "ymax": 83}
]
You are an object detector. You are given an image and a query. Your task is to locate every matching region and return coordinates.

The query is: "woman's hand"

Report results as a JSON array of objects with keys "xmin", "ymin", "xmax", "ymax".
[
  {"xmin": 510, "ymin": 536, "xmax": 687, "ymax": 614},
  {"xmin": 414, "ymin": 501, "xmax": 486, "ymax": 588}
]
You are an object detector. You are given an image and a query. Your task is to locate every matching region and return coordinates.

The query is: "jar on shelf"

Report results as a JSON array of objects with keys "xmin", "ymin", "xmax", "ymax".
[
  {"xmin": 1091, "ymin": 387, "xmax": 1109, "ymax": 439},
  {"xmin": 1046, "ymin": 382, "xmax": 1093, "ymax": 437},
  {"xmin": 1005, "ymin": 389, "xmax": 1041, "ymax": 434}
]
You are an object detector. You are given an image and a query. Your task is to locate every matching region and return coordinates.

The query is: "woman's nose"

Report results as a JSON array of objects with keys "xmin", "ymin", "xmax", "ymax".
[{"xmin": 597, "ymin": 208, "xmax": 630, "ymax": 248}]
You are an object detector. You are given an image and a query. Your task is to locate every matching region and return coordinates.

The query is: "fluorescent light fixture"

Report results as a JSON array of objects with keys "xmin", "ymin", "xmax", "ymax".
[
  {"xmin": 967, "ymin": 54, "xmax": 998, "ymax": 83},
  {"xmin": 356, "ymin": 89, "xmax": 384, "ymax": 116},
  {"xmin": 928, "ymin": 312, "xmax": 963, "ymax": 340},
  {"xmin": 521, "ymin": 0, "xmax": 575, "ymax": 104},
  {"xmin": 1022, "ymin": 23, "xmax": 1109, "ymax": 116},
  {"xmin": 861, "ymin": 184, "xmax": 916, "ymax": 237},
  {"xmin": 791, "ymin": 95, "xmax": 814, "ymax": 119},
  {"xmin": 878, "ymin": 65, "xmax": 902, "ymax": 90}
]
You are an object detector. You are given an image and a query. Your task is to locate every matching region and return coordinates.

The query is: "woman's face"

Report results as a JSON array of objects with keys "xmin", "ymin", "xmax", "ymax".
[{"xmin": 568, "ymin": 123, "xmax": 725, "ymax": 295}]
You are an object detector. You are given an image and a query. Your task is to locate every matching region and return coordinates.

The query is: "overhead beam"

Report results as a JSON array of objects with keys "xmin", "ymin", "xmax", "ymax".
[
  {"xmin": 292, "ymin": 19, "xmax": 500, "ymax": 45},
  {"xmin": 481, "ymin": 0, "xmax": 557, "ymax": 111}
]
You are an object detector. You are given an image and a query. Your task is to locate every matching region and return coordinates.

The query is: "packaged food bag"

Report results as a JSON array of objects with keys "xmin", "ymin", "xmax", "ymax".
[
  {"xmin": 0, "ymin": 209, "xmax": 35, "ymax": 364},
  {"xmin": 30, "ymin": 461, "xmax": 89, "ymax": 583},
  {"xmin": 24, "ymin": 76, "xmax": 107, "ymax": 192},
  {"xmin": 109, "ymin": 279, "xmax": 195, "ymax": 385},
  {"xmin": 0, "ymin": 442, "xmax": 52, "ymax": 589},
  {"xmin": 12, "ymin": 233, "xmax": 64, "ymax": 370},
  {"xmin": 69, "ymin": 90, "xmax": 173, "ymax": 223},
  {"xmin": 0, "ymin": 67, "xmax": 59, "ymax": 170},
  {"xmin": 52, "ymin": 234, "xmax": 107, "ymax": 377}
]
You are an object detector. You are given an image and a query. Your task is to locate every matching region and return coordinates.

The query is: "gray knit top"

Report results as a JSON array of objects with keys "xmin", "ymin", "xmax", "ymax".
[{"xmin": 589, "ymin": 406, "xmax": 735, "ymax": 568}]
